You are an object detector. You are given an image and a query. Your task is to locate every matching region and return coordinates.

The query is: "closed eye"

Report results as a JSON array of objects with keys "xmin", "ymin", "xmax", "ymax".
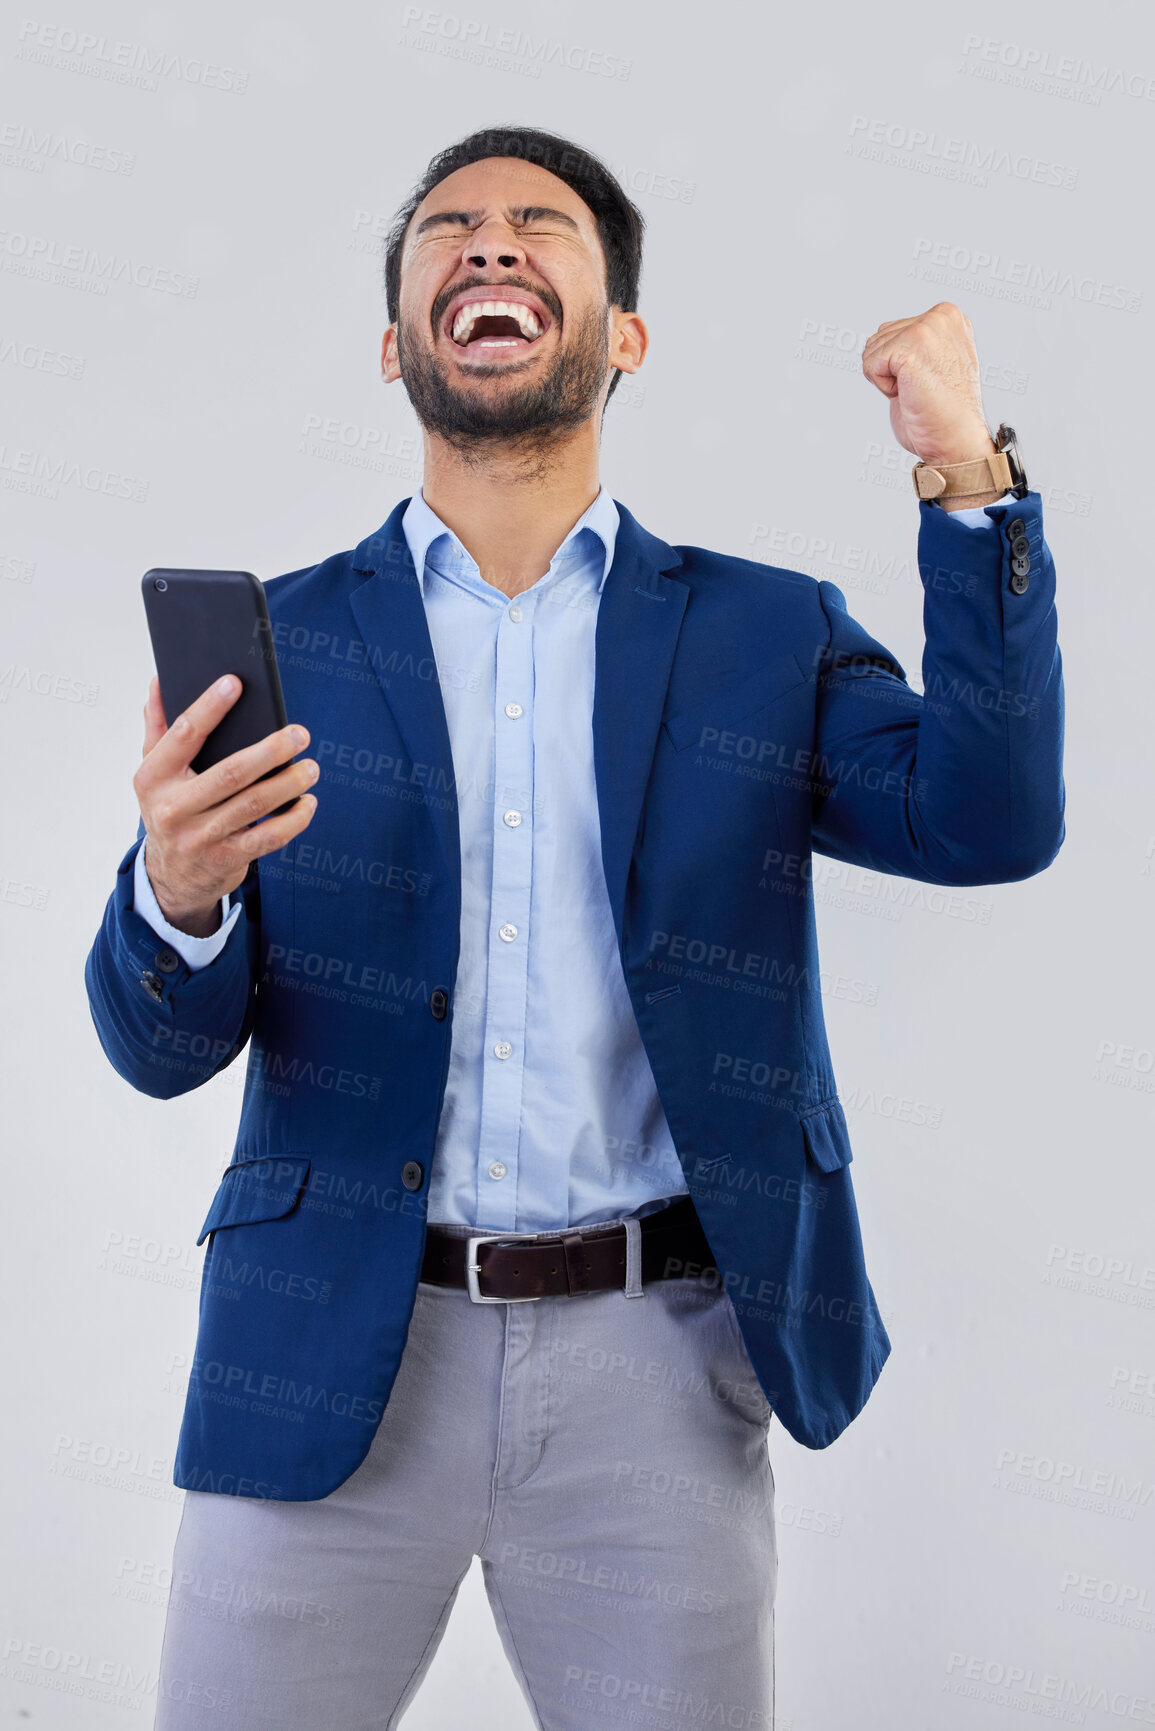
[{"xmin": 422, "ymin": 224, "xmax": 570, "ymax": 241}]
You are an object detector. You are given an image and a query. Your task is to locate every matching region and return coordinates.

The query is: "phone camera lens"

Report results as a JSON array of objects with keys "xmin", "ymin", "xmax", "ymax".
[{"xmin": 154, "ymin": 578, "xmax": 168, "ymax": 592}]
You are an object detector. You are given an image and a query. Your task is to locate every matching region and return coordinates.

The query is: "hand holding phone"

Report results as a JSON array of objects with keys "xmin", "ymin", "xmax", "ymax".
[{"xmin": 134, "ymin": 674, "xmax": 318, "ymax": 936}]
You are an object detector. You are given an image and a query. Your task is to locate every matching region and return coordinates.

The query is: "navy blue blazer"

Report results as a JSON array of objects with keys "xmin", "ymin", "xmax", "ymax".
[{"xmin": 85, "ymin": 492, "xmax": 1064, "ymax": 1500}]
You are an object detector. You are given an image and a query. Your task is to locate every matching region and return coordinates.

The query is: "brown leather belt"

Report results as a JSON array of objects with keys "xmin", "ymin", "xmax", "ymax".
[{"xmin": 420, "ymin": 1195, "xmax": 718, "ymax": 1302}]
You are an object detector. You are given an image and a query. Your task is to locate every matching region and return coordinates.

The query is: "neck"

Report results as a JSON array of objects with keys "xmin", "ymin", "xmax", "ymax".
[{"xmin": 418, "ymin": 419, "xmax": 602, "ymax": 600}]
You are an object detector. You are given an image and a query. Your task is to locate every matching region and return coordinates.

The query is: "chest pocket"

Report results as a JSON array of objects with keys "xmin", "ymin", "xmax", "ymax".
[{"xmin": 662, "ymin": 653, "xmax": 811, "ymax": 754}]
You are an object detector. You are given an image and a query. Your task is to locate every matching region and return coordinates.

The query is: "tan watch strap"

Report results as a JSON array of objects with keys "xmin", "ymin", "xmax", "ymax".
[{"xmin": 912, "ymin": 449, "xmax": 1014, "ymax": 501}]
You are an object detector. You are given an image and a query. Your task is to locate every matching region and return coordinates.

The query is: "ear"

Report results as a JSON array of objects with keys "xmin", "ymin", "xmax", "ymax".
[
  {"xmin": 381, "ymin": 325, "xmax": 401, "ymax": 384},
  {"xmin": 609, "ymin": 308, "xmax": 648, "ymax": 376}
]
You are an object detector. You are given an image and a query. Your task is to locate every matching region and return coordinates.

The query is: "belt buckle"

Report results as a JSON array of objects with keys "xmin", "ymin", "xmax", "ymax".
[{"xmin": 465, "ymin": 1231, "xmax": 547, "ymax": 1304}]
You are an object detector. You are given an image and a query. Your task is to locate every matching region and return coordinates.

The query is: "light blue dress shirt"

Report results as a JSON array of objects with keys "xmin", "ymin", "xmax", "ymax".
[{"xmin": 133, "ymin": 490, "xmax": 1000, "ymax": 1231}]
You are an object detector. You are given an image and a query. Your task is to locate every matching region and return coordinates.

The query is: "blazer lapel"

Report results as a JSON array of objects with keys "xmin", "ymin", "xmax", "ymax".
[
  {"xmin": 347, "ymin": 502, "xmax": 462, "ymax": 894},
  {"xmin": 593, "ymin": 503, "xmax": 688, "ymax": 945}
]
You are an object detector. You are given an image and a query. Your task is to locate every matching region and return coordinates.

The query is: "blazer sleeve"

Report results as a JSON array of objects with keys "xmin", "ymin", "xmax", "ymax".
[
  {"xmin": 84, "ymin": 818, "xmax": 260, "ymax": 1098},
  {"xmin": 810, "ymin": 491, "xmax": 1065, "ymax": 886}
]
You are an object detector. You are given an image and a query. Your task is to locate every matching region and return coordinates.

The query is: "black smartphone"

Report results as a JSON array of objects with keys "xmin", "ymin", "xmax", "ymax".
[{"xmin": 141, "ymin": 568, "xmax": 299, "ymax": 815}]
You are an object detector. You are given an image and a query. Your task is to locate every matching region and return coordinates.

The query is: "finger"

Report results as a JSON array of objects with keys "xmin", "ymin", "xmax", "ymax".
[
  {"xmin": 193, "ymin": 756, "xmax": 320, "ymax": 848},
  {"xmin": 861, "ymin": 343, "xmax": 901, "ymax": 397},
  {"xmin": 866, "ymin": 316, "xmax": 917, "ymax": 340},
  {"xmin": 142, "ymin": 677, "xmax": 169, "ymax": 758},
  {"xmin": 180, "ymin": 722, "xmax": 311, "ymax": 817},
  {"xmin": 861, "ymin": 335, "xmax": 915, "ymax": 375},
  {"xmin": 137, "ymin": 674, "xmax": 243, "ymax": 788},
  {"xmin": 232, "ymin": 791, "xmax": 319, "ymax": 863}
]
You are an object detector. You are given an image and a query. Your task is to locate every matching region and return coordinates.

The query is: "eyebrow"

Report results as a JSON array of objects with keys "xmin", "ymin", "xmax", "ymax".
[{"xmin": 414, "ymin": 204, "xmax": 581, "ymax": 237}]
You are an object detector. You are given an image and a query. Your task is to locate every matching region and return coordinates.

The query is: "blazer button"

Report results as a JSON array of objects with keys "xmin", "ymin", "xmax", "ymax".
[
  {"xmin": 1010, "ymin": 535, "xmax": 1030, "ymax": 558},
  {"xmin": 401, "ymin": 1161, "xmax": 424, "ymax": 1192},
  {"xmin": 139, "ymin": 971, "xmax": 164, "ymax": 1002},
  {"xmin": 1011, "ymin": 554, "xmax": 1031, "ymax": 579},
  {"xmin": 429, "ymin": 987, "xmax": 449, "ymax": 1021},
  {"xmin": 1006, "ymin": 517, "xmax": 1026, "ymax": 539},
  {"xmin": 154, "ymin": 948, "xmax": 180, "ymax": 974},
  {"xmin": 1010, "ymin": 570, "xmax": 1029, "ymax": 594}
]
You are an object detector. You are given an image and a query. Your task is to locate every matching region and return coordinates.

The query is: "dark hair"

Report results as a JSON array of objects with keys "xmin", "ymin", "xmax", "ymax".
[{"xmin": 383, "ymin": 125, "xmax": 645, "ymax": 402}]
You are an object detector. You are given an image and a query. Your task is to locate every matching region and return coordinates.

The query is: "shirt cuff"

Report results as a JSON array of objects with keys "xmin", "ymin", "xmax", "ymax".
[
  {"xmin": 933, "ymin": 500, "xmax": 1005, "ymax": 528},
  {"xmin": 133, "ymin": 839, "xmax": 241, "ymax": 971}
]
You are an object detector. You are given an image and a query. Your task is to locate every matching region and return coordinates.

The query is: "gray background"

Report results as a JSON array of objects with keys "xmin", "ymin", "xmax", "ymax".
[{"xmin": 3, "ymin": 0, "xmax": 1153, "ymax": 1725}]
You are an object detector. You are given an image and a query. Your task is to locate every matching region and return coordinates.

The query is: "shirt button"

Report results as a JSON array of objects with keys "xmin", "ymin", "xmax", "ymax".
[
  {"xmin": 508, "ymin": 605, "xmax": 523, "ymax": 622},
  {"xmin": 493, "ymin": 1041, "xmax": 513, "ymax": 1060},
  {"xmin": 503, "ymin": 809, "xmax": 523, "ymax": 828},
  {"xmin": 488, "ymin": 1161, "xmax": 508, "ymax": 1181},
  {"xmin": 505, "ymin": 702, "xmax": 523, "ymax": 719},
  {"xmin": 499, "ymin": 924, "xmax": 518, "ymax": 942}
]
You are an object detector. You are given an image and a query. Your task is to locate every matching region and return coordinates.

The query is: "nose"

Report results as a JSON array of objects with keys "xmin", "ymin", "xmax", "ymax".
[{"xmin": 459, "ymin": 218, "xmax": 526, "ymax": 273}]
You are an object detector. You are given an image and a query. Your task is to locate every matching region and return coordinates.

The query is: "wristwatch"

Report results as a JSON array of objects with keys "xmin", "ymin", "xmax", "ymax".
[{"xmin": 912, "ymin": 423, "xmax": 1029, "ymax": 504}]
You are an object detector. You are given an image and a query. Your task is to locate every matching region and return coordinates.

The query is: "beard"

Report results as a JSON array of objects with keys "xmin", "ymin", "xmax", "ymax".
[{"xmin": 395, "ymin": 300, "xmax": 610, "ymax": 458}]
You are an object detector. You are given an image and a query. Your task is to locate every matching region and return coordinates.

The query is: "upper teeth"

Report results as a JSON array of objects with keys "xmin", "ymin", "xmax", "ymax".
[{"xmin": 451, "ymin": 300, "xmax": 544, "ymax": 345}]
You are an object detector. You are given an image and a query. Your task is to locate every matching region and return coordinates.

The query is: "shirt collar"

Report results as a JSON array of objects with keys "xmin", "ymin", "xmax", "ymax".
[{"xmin": 400, "ymin": 484, "xmax": 619, "ymax": 599}]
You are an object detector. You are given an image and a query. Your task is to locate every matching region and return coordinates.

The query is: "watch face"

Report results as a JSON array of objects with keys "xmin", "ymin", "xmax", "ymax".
[{"xmin": 997, "ymin": 423, "xmax": 1028, "ymax": 496}]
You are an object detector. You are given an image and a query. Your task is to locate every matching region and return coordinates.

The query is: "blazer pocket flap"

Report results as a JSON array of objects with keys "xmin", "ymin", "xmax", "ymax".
[
  {"xmin": 663, "ymin": 655, "xmax": 810, "ymax": 754},
  {"xmin": 798, "ymin": 1100, "xmax": 854, "ymax": 1174},
  {"xmin": 196, "ymin": 1154, "xmax": 312, "ymax": 1246}
]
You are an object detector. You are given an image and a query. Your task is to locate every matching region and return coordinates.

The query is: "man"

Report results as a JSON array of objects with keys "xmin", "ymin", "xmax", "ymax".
[{"xmin": 85, "ymin": 125, "xmax": 1065, "ymax": 1728}]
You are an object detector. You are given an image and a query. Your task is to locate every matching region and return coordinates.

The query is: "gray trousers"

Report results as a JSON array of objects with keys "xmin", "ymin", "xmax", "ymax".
[{"xmin": 153, "ymin": 1243, "xmax": 777, "ymax": 1730}]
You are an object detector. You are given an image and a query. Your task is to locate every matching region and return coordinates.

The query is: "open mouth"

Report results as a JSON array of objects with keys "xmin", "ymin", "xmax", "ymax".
[{"xmin": 443, "ymin": 295, "xmax": 553, "ymax": 356}]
